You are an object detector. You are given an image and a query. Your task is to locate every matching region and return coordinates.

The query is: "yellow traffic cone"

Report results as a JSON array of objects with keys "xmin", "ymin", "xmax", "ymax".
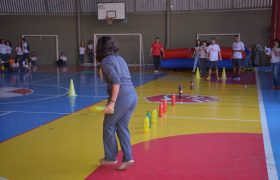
[
  {"xmin": 1, "ymin": 64, "xmax": 5, "ymax": 71},
  {"xmin": 68, "ymin": 79, "xmax": 77, "ymax": 96},
  {"xmin": 144, "ymin": 116, "xmax": 150, "ymax": 133},
  {"xmin": 195, "ymin": 67, "xmax": 201, "ymax": 80},
  {"xmin": 151, "ymin": 109, "xmax": 158, "ymax": 124},
  {"xmin": 221, "ymin": 67, "xmax": 227, "ymax": 80}
]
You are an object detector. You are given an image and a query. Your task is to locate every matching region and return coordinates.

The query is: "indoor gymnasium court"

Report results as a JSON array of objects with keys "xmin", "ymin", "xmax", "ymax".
[{"xmin": 0, "ymin": 1, "xmax": 279, "ymax": 180}]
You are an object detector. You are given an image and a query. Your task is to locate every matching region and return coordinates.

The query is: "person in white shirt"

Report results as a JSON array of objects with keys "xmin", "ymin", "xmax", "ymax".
[
  {"xmin": 199, "ymin": 41, "xmax": 208, "ymax": 77},
  {"xmin": 21, "ymin": 38, "xmax": 30, "ymax": 61},
  {"xmin": 88, "ymin": 40, "xmax": 94, "ymax": 64},
  {"xmin": 266, "ymin": 39, "xmax": 280, "ymax": 89},
  {"xmin": 79, "ymin": 42, "xmax": 86, "ymax": 64},
  {"xmin": 192, "ymin": 39, "xmax": 201, "ymax": 73},
  {"xmin": 232, "ymin": 35, "xmax": 245, "ymax": 81},
  {"xmin": 15, "ymin": 43, "xmax": 24, "ymax": 64},
  {"xmin": 0, "ymin": 39, "xmax": 7, "ymax": 61},
  {"xmin": 207, "ymin": 37, "xmax": 222, "ymax": 80},
  {"xmin": 5, "ymin": 41, "xmax": 12, "ymax": 60}
]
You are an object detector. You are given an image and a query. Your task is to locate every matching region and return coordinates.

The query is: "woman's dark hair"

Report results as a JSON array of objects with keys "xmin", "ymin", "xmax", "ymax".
[
  {"xmin": 274, "ymin": 38, "xmax": 280, "ymax": 48},
  {"xmin": 201, "ymin": 40, "xmax": 208, "ymax": 46},
  {"xmin": 195, "ymin": 39, "xmax": 201, "ymax": 46},
  {"xmin": 96, "ymin": 36, "xmax": 119, "ymax": 62},
  {"xmin": 5, "ymin": 41, "xmax": 12, "ymax": 46}
]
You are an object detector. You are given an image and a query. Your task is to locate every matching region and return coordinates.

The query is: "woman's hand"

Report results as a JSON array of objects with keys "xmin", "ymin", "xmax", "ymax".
[{"xmin": 104, "ymin": 101, "xmax": 115, "ymax": 114}]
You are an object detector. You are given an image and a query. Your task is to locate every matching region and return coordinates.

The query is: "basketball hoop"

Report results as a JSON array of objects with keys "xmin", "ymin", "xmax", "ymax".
[{"xmin": 106, "ymin": 17, "xmax": 114, "ymax": 25}]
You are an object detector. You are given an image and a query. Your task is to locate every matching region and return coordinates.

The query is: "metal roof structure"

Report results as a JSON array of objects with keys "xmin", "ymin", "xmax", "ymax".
[{"xmin": 0, "ymin": 0, "xmax": 272, "ymax": 15}]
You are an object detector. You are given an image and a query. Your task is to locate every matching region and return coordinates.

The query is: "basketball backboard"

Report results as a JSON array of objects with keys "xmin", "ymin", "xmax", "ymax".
[{"xmin": 97, "ymin": 3, "xmax": 125, "ymax": 20}]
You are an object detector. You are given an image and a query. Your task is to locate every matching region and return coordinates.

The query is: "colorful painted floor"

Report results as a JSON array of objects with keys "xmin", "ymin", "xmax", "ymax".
[{"xmin": 0, "ymin": 67, "xmax": 279, "ymax": 180}]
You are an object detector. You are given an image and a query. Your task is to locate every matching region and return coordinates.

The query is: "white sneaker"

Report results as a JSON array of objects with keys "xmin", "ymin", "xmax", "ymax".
[
  {"xmin": 99, "ymin": 159, "xmax": 118, "ymax": 166},
  {"xmin": 117, "ymin": 160, "xmax": 135, "ymax": 170},
  {"xmin": 154, "ymin": 70, "xmax": 159, "ymax": 73},
  {"xmin": 236, "ymin": 77, "xmax": 241, "ymax": 81}
]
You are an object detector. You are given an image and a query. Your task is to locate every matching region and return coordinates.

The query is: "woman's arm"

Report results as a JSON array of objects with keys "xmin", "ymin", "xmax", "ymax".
[
  {"xmin": 161, "ymin": 47, "xmax": 165, "ymax": 57},
  {"xmin": 104, "ymin": 84, "xmax": 120, "ymax": 114}
]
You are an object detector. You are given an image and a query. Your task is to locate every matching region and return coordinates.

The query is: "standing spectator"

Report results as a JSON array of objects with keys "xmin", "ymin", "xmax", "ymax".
[
  {"xmin": 0, "ymin": 39, "xmax": 7, "ymax": 61},
  {"xmin": 207, "ymin": 37, "xmax": 222, "ymax": 81},
  {"xmin": 243, "ymin": 47, "xmax": 253, "ymax": 71},
  {"xmin": 192, "ymin": 39, "xmax": 201, "ymax": 73},
  {"xmin": 5, "ymin": 41, "xmax": 12, "ymax": 60},
  {"xmin": 79, "ymin": 42, "xmax": 86, "ymax": 65},
  {"xmin": 150, "ymin": 37, "xmax": 165, "ymax": 73},
  {"xmin": 199, "ymin": 41, "xmax": 208, "ymax": 77},
  {"xmin": 266, "ymin": 39, "xmax": 280, "ymax": 90},
  {"xmin": 88, "ymin": 40, "xmax": 94, "ymax": 64},
  {"xmin": 232, "ymin": 35, "xmax": 245, "ymax": 81},
  {"xmin": 15, "ymin": 43, "xmax": 24, "ymax": 64},
  {"xmin": 21, "ymin": 38, "xmax": 30, "ymax": 61}
]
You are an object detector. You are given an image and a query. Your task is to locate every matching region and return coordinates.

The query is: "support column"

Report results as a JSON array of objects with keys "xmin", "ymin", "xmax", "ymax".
[
  {"xmin": 76, "ymin": 0, "xmax": 81, "ymax": 65},
  {"xmin": 271, "ymin": 0, "xmax": 280, "ymax": 45},
  {"xmin": 165, "ymin": 0, "xmax": 171, "ymax": 48}
]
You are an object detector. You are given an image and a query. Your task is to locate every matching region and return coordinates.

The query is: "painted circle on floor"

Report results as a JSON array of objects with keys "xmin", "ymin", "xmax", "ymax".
[
  {"xmin": 145, "ymin": 94, "xmax": 219, "ymax": 104},
  {"xmin": 86, "ymin": 133, "xmax": 267, "ymax": 180},
  {"xmin": 0, "ymin": 84, "xmax": 68, "ymax": 104},
  {"xmin": 0, "ymin": 87, "xmax": 33, "ymax": 98}
]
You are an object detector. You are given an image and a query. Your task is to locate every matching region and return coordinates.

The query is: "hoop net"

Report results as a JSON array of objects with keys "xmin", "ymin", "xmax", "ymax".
[{"xmin": 106, "ymin": 17, "xmax": 114, "ymax": 25}]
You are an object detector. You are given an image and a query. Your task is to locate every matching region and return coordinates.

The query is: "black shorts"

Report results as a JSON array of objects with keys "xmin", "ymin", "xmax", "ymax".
[
  {"xmin": 209, "ymin": 61, "xmax": 218, "ymax": 70},
  {"xmin": 232, "ymin": 59, "xmax": 242, "ymax": 68}
]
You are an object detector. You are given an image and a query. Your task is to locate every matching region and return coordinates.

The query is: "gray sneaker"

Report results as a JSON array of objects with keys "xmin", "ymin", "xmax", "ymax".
[{"xmin": 117, "ymin": 160, "xmax": 135, "ymax": 170}]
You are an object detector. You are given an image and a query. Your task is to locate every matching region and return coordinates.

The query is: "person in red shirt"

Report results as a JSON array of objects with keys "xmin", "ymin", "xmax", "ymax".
[{"xmin": 150, "ymin": 37, "xmax": 165, "ymax": 73}]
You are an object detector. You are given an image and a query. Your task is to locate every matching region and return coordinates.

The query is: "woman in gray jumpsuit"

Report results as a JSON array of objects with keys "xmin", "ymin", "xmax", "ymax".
[{"xmin": 96, "ymin": 36, "xmax": 138, "ymax": 170}]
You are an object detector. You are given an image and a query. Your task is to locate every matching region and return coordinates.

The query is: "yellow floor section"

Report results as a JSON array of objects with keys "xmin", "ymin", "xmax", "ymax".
[{"xmin": 0, "ymin": 72, "xmax": 261, "ymax": 180}]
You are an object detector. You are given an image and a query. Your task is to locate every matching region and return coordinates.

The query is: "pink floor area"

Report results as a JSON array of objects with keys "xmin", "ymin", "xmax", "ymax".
[{"xmin": 86, "ymin": 133, "xmax": 267, "ymax": 180}]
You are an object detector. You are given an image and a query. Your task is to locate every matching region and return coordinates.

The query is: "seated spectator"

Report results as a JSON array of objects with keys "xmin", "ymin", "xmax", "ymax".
[
  {"xmin": 21, "ymin": 60, "xmax": 30, "ymax": 72},
  {"xmin": 30, "ymin": 52, "xmax": 37, "ymax": 67},
  {"xmin": 8, "ymin": 57, "xmax": 19, "ymax": 72},
  {"xmin": 57, "ymin": 52, "xmax": 67, "ymax": 67}
]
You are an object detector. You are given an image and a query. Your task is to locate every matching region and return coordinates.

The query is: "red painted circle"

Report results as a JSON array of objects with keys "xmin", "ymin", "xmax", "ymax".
[
  {"xmin": 86, "ymin": 133, "xmax": 267, "ymax": 180},
  {"xmin": 0, "ymin": 87, "xmax": 33, "ymax": 98}
]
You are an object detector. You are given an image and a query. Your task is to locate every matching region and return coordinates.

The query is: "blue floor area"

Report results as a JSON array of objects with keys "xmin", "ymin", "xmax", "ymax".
[
  {"xmin": 0, "ymin": 69, "xmax": 165, "ymax": 142},
  {"xmin": 258, "ymin": 67, "xmax": 280, "ymax": 176}
]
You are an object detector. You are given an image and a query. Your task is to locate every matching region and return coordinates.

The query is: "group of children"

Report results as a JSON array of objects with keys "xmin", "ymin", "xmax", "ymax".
[
  {"xmin": 192, "ymin": 35, "xmax": 246, "ymax": 81},
  {"xmin": 56, "ymin": 40, "xmax": 94, "ymax": 67},
  {"xmin": 0, "ymin": 38, "xmax": 37, "ymax": 72},
  {"xmin": 78, "ymin": 40, "xmax": 95, "ymax": 65},
  {"xmin": 150, "ymin": 35, "xmax": 248, "ymax": 81}
]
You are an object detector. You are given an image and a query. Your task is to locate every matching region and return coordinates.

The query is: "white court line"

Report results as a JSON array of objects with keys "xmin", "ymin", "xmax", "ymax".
[
  {"xmin": 165, "ymin": 115, "xmax": 259, "ymax": 122},
  {"xmin": 0, "ymin": 111, "xmax": 69, "ymax": 115},
  {"xmin": 0, "ymin": 111, "xmax": 12, "ymax": 117},
  {"xmin": 256, "ymin": 70, "xmax": 278, "ymax": 180},
  {"xmin": 0, "ymin": 84, "xmax": 69, "ymax": 105}
]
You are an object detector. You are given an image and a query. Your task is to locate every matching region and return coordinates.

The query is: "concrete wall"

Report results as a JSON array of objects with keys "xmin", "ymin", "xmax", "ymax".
[{"xmin": 0, "ymin": 9, "xmax": 271, "ymax": 65}]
